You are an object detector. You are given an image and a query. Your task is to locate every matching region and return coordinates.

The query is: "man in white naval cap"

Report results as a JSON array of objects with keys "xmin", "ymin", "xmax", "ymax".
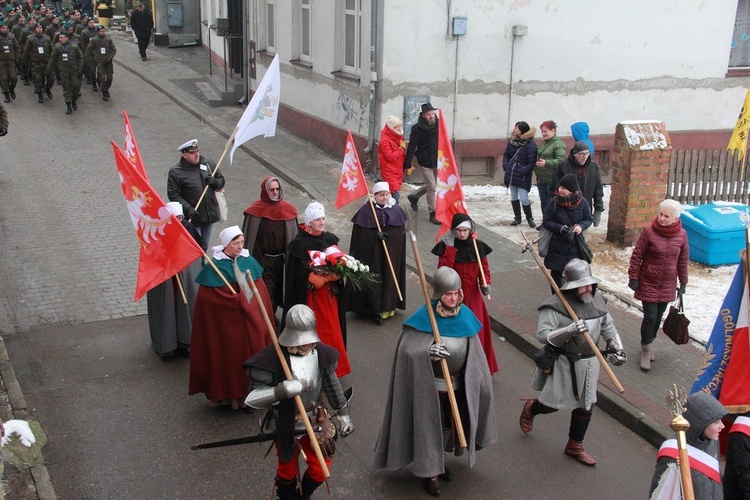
[{"xmin": 167, "ymin": 139, "xmax": 225, "ymax": 251}]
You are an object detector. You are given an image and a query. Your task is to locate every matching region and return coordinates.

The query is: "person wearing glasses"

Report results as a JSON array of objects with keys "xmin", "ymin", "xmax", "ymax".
[
  {"xmin": 556, "ymin": 141, "xmax": 604, "ymax": 228},
  {"xmin": 242, "ymin": 176, "xmax": 298, "ymax": 314}
]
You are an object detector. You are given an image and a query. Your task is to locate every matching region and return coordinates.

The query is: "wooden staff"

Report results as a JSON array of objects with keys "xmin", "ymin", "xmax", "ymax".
[
  {"xmin": 245, "ymin": 271, "xmax": 331, "ymax": 478},
  {"xmin": 192, "ymin": 126, "xmax": 239, "ymax": 214},
  {"xmin": 174, "ymin": 273, "xmax": 188, "ymax": 304},
  {"xmin": 472, "ymin": 238, "xmax": 490, "ymax": 300},
  {"xmin": 367, "ymin": 197, "xmax": 403, "ymax": 301},
  {"xmin": 408, "ymin": 231, "xmax": 467, "ymax": 449},
  {"xmin": 204, "ymin": 253, "xmax": 237, "ymax": 294},
  {"xmin": 520, "ymin": 232, "xmax": 625, "ymax": 394}
]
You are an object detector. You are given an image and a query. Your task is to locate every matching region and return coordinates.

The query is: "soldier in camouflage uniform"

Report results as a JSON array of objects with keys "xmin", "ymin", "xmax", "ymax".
[
  {"xmin": 22, "ymin": 22, "xmax": 53, "ymax": 102},
  {"xmin": 0, "ymin": 20, "xmax": 18, "ymax": 102},
  {"xmin": 79, "ymin": 16, "xmax": 95, "ymax": 85},
  {"xmin": 47, "ymin": 30, "xmax": 81, "ymax": 113},
  {"xmin": 12, "ymin": 14, "xmax": 31, "ymax": 85},
  {"xmin": 85, "ymin": 24, "xmax": 114, "ymax": 100}
]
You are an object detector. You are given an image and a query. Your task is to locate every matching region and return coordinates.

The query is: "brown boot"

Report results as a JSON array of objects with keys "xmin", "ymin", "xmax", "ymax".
[
  {"xmin": 640, "ymin": 343, "xmax": 652, "ymax": 371},
  {"xmin": 519, "ymin": 400, "xmax": 535, "ymax": 435},
  {"xmin": 564, "ymin": 438, "xmax": 596, "ymax": 466}
]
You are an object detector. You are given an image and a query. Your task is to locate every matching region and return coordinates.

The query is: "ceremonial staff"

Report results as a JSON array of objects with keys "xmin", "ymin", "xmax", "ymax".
[
  {"xmin": 408, "ymin": 230, "xmax": 467, "ymax": 449},
  {"xmin": 666, "ymin": 385, "xmax": 695, "ymax": 500},
  {"xmin": 366, "ymin": 195, "xmax": 403, "ymax": 301},
  {"xmin": 472, "ymin": 238, "xmax": 490, "ymax": 300},
  {"xmin": 520, "ymin": 231, "xmax": 625, "ymax": 394}
]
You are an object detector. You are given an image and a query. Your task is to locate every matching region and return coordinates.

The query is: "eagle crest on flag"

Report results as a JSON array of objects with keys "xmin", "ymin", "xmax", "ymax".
[{"xmin": 122, "ymin": 179, "xmax": 172, "ymax": 248}]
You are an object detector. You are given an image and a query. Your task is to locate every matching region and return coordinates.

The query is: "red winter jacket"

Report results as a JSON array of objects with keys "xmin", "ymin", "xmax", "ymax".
[
  {"xmin": 628, "ymin": 225, "xmax": 689, "ymax": 303},
  {"xmin": 378, "ymin": 124, "xmax": 406, "ymax": 193}
]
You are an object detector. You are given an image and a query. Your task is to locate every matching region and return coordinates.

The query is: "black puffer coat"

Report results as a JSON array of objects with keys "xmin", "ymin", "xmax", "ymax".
[
  {"xmin": 167, "ymin": 155, "xmax": 225, "ymax": 225},
  {"xmin": 557, "ymin": 153, "xmax": 604, "ymax": 212},
  {"xmin": 404, "ymin": 115, "xmax": 438, "ymax": 169},
  {"xmin": 542, "ymin": 195, "xmax": 593, "ymax": 272},
  {"xmin": 503, "ymin": 128, "xmax": 538, "ymax": 192}
]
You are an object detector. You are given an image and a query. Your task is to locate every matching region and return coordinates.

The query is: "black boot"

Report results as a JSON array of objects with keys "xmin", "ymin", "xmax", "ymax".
[
  {"xmin": 37, "ymin": 91, "xmax": 44, "ymax": 103},
  {"xmin": 429, "ymin": 210, "xmax": 440, "ymax": 225},
  {"xmin": 92, "ymin": 81, "xmax": 98, "ymax": 91},
  {"xmin": 23, "ymin": 77, "xmax": 29, "ymax": 86},
  {"xmin": 65, "ymin": 102, "xmax": 72, "ymax": 114},
  {"xmin": 71, "ymin": 99, "xmax": 77, "ymax": 110},
  {"xmin": 298, "ymin": 471, "xmax": 323, "ymax": 500},
  {"xmin": 45, "ymin": 88, "xmax": 53, "ymax": 99},
  {"xmin": 9, "ymin": 89, "xmax": 15, "ymax": 99},
  {"xmin": 510, "ymin": 200, "xmax": 522, "ymax": 226},
  {"xmin": 2, "ymin": 92, "xmax": 9, "ymax": 103},
  {"xmin": 274, "ymin": 476, "xmax": 297, "ymax": 500},
  {"xmin": 522, "ymin": 204, "xmax": 536, "ymax": 228},
  {"xmin": 102, "ymin": 90, "xmax": 110, "ymax": 101}
]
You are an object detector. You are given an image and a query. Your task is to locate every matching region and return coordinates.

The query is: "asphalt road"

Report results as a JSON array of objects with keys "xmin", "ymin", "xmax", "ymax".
[{"xmin": 0, "ymin": 43, "xmax": 657, "ymax": 499}]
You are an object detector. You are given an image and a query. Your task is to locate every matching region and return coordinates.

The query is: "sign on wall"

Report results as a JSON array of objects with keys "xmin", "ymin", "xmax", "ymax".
[{"xmin": 403, "ymin": 95, "xmax": 429, "ymax": 138}]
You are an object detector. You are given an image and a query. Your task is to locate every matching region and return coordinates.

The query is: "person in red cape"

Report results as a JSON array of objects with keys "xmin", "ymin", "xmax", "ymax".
[
  {"xmin": 431, "ymin": 213, "xmax": 498, "ymax": 375},
  {"xmin": 283, "ymin": 201, "xmax": 351, "ymax": 378},
  {"xmin": 378, "ymin": 115, "xmax": 407, "ymax": 204},
  {"xmin": 347, "ymin": 182, "xmax": 407, "ymax": 325},
  {"xmin": 189, "ymin": 225, "xmax": 273, "ymax": 410},
  {"xmin": 241, "ymin": 176, "xmax": 298, "ymax": 314}
]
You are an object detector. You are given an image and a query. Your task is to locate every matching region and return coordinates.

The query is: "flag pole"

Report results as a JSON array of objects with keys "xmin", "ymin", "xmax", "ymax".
[
  {"xmin": 203, "ymin": 252, "xmax": 237, "ymax": 294},
  {"xmin": 366, "ymin": 197, "xmax": 403, "ymax": 301},
  {"xmin": 245, "ymin": 271, "xmax": 331, "ymax": 479},
  {"xmin": 472, "ymin": 239, "xmax": 490, "ymax": 300},
  {"xmin": 192, "ymin": 125, "xmax": 239, "ymax": 215},
  {"xmin": 174, "ymin": 273, "xmax": 188, "ymax": 304}
]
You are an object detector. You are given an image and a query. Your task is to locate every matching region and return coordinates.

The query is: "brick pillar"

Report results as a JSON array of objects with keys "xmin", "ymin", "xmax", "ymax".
[{"xmin": 606, "ymin": 121, "xmax": 672, "ymax": 247}]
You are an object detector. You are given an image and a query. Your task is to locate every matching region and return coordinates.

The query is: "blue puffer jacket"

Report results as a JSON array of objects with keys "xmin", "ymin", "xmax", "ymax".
[
  {"xmin": 542, "ymin": 195, "xmax": 593, "ymax": 271},
  {"xmin": 503, "ymin": 128, "xmax": 538, "ymax": 192}
]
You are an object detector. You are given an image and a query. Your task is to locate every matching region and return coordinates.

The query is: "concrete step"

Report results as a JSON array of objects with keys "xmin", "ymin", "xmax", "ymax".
[{"xmin": 195, "ymin": 81, "xmax": 223, "ymax": 107}]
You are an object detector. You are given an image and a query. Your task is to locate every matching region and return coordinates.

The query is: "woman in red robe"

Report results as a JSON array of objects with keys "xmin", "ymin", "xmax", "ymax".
[
  {"xmin": 284, "ymin": 202, "xmax": 351, "ymax": 378},
  {"xmin": 189, "ymin": 225, "xmax": 274, "ymax": 409},
  {"xmin": 431, "ymin": 213, "xmax": 498, "ymax": 375}
]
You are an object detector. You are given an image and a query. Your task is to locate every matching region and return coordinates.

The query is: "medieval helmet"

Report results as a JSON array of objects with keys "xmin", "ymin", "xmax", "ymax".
[
  {"xmin": 560, "ymin": 258, "xmax": 600, "ymax": 291},
  {"xmin": 431, "ymin": 266, "xmax": 462, "ymax": 299},
  {"xmin": 279, "ymin": 305, "xmax": 321, "ymax": 347}
]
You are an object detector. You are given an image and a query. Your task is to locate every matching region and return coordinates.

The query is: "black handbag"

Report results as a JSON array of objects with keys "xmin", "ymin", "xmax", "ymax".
[
  {"xmin": 575, "ymin": 233, "xmax": 593, "ymax": 263},
  {"xmin": 662, "ymin": 289, "xmax": 690, "ymax": 345}
]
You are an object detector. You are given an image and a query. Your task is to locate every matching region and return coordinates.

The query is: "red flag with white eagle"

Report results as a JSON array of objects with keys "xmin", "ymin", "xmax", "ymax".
[
  {"xmin": 112, "ymin": 141, "xmax": 205, "ymax": 302},
  {"xmin": 123, "ymin": 110, "xmax": 149, "ymax": 182},
  {"xmin": 335, "ymin": 130, "xmax": 369, "ymax": 209},
  {"xmin": 434, "ymin": 108, "xmax": 468, "ymax": 240}
]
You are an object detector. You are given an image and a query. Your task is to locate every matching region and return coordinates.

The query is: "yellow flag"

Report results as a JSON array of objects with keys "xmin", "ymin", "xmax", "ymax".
[{"xmin": 728, "ymin": 86, "xmax": 750, "ymax": 159}]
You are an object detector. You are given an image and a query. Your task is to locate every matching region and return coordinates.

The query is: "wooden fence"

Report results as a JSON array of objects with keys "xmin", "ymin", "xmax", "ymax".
[{"xmin": 668, "ymin": 148, "xmax": 750, "ymax": 205}]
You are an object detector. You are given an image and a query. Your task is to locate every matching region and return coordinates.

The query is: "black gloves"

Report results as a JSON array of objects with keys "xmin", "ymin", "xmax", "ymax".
[
  {"xmin": 0, "ymin": 127, "xmax": 6, "ymax": 137},
  {"xmin": 186, "ymin": 207, "xmax": 199, "ymax": 220},
  {"xmin": 204, "ymin": 176, "xmax": 218, "ymax": 188},
  {"xmin": 377, "ymin": 231, "xmax": 387, "ymax": 241},
  {"xmin": 679, "ymin": 283, "xmax": 686, "ymax": 294},
  {"xmin": 480, "ymin": 285, "xmax": 491, "ymax": 296},
  {"xmin": 560, "ymin": 225, "xmax": 574, "ymax": 242},
  {"xmin": 628, "ymin": 279, "xmax": 638, "ymax": 291}
]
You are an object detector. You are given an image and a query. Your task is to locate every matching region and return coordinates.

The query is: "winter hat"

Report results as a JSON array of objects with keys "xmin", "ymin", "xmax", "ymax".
[
  {"xmin": 684, "ymin": 391, "xmax": 727, "ymax": 443},
  {"xmin": 516, "ymin": 121, "xmax": 530, "ymax": 134},
  {"xmin": 304, "ymin": 201, "xmax": 325, "ymax": 225},
  {"xmin": 166, "ymin": 202, "xmax": 183, "ymax": 217},
  {"xmin": 572, "ymin": 141, "xmax": 590, "ymax": 154},
  {"xmin": 219, "ymin": 225, "xmax": 243, "ymax": 248},
  {"xmin": 387, "ymin": 115, "xmax": 402, "ymax": 131},
  {"xmin": 372, "ymin": 181, "xmax": 390, "ymax": 195},
  {"xmin": 558, "ymin": 173, "xmax": 579, "ymax": 192}
]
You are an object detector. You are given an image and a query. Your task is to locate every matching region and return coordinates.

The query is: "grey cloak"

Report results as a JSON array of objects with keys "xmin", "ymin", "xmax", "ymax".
[{"xmin": 373, "ymin": 326, "xmax": 497, "ymax": 478}]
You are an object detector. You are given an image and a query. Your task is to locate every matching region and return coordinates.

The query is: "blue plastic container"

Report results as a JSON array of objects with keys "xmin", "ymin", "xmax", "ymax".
[{"xmin": 680, "ymin": 203, "xmax": 748, "ymax": 266}]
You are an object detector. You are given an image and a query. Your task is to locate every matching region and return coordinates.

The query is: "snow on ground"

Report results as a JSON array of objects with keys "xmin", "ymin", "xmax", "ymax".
[{"xmin": 405, "ymin": 182, "xmax": 739, "ymax": 345}]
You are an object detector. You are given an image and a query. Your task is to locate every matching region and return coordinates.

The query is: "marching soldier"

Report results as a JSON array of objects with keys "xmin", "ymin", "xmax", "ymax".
[
  {"xmin": 12, "ymin": 14, "xmax": 31, "ymax": 85},
  {"xmin": 85, "ymin": 23, "xmax": 114, "ymax": 99},
  {"xmin": 45, "ymin": 13, "xmax": 60, "ymax": 41},
  {"xmin": 22, "ymin": 21, "xmax": 53, "ymax": 102},
  {"xmin": 0, "ymin": 20, "xmax": 19, "ymax": 102},
  {"xmin": 79, "ymin": 16, "xmax": 95, "ymax": 85},
  {"xmin": 47, "ymin": 30, "xmax": 81, "ymax": 114}
]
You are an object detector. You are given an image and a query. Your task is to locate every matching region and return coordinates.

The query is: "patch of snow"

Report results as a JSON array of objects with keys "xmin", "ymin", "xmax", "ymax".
[{"xmin": 1, "ymin": 420, "xmax": 36, "ymax": 447}]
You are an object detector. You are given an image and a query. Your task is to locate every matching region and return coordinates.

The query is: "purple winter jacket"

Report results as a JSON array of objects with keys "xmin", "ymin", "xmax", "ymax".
[{"xmin": 628, "ymin": 224, "xmax": 689, "ymax": 303}]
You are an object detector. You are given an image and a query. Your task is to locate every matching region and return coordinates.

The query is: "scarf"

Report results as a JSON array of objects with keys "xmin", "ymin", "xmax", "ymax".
[
  {"xmin": 509, "ymin": 136, "xmax": 531, "ymax": 148},
  {"xmin": 651, "ymin": 217, "xmax": 682, "ymax": 238},
  {"xmin": 555, "ymin": 190, "xmax": 582, "ymax": 209}
]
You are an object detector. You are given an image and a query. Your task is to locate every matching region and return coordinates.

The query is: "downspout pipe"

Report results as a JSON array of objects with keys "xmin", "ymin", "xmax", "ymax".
[{"xmin": 362, "ymin": 0, "xmax": 379, "ymax": 155}]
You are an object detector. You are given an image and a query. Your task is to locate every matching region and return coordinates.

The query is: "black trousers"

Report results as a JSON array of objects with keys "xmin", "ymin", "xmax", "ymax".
[{"xmin": 137, "ymin": 36, "xmax": 150, "ymax": 58}]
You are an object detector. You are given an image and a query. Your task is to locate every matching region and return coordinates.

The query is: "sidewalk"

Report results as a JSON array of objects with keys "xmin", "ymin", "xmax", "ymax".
[{"xmin": 111, "ymin": 31, "xmax": 703, "ymax": 448}]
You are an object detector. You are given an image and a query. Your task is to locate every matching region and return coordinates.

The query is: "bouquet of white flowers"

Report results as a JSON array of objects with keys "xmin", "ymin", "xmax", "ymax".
[{"xmin": 308, "ymin": 245, "xmax": 380, "ymax": 293}]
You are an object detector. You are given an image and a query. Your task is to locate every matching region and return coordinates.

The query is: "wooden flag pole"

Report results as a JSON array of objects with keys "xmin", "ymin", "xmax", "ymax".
[
  {"xmin": 174, "ymin": 273, "xmax": 188, "ymax": 304},
  {"xmin": 192, "ymin": 126, "xmax": 239, "ymax": 214},
  {"xmin": 367, "ymin": 196, "xmax": 403, "ymax": 301},
  {"xmin": 203, "ymin": 252, "xmax": 237, "ymax": 294},
  {"xmin": 472, "ymin": 238, "xmax": 490, "ymax": 300}
]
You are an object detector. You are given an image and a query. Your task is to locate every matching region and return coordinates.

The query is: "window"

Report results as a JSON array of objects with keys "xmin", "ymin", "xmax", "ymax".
[
  {"xmin": 300, "ymin": 0, "xmax": 311, "ymax": 61},
  {"xmin": 343, "ymin": 0, "xmax": 361, "ymax": 71},
  {"xmin": 730, "ymin": 0, "xmax": 750, "ymax": 68},
  {"xmin": 266, "ymin": 0, "xmax": 276, "ymax": 51}
]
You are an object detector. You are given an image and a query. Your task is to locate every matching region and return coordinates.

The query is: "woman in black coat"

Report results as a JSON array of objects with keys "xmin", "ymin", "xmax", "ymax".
[
  {"xmin": 503, "ymin": 121, "xmax": 538, "ymax": 228},
  {"xmin": 543, "ymin": 174, "xmax": 593, "ymax": 289}
]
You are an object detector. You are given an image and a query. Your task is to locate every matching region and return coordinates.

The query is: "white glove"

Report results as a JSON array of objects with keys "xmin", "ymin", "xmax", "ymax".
[
  {"xmin": 334, "ymin": 414, "xmax": 355, "ymax": 438},
  {"xmin": 273, "ymin": 379, "xmax": 302, "ymax": 400},
  {"xmin": 429, "ymin": 343, "xmax": 451, "ymax": 361}
]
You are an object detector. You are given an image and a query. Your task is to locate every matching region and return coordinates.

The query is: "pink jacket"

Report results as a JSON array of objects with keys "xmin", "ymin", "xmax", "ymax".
[{"xmin": 628, "ymin": 225, "xmax": 689, "ymax": 303}]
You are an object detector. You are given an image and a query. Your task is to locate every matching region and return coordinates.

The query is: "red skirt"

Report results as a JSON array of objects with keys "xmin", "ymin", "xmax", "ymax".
[{"xmin": 307, "ymin": 284, "xmax": 351, "ymax": 378}]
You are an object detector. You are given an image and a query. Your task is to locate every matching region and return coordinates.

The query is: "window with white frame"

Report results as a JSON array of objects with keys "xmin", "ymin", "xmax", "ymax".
[
  {"xmin": 343, "ymin": 0, "xmax": 361, "ymax": 71},
  {"xmin": 266, "ymin": 0, "xmax": 276, "ymax": 52},
  {"xmin": 730, "ymin": 0, "xmax": 750, "ymax": 68},
  {"xmin": 300, "ymin": 0, "xmax": 312, "ymax": 61}
]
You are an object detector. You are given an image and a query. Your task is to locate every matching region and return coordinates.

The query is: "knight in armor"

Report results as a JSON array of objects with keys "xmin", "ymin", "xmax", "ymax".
[
  {"xmin": 244, "ymin": 304, "xmax": 354, "ymax": 500},
  {"xmin": 519, "ymin": 258, "xmax": 627, "ymax": 466},
  {"xmin": 373, "ymin": 266, "xmax": 497, "ymax": 497}
]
